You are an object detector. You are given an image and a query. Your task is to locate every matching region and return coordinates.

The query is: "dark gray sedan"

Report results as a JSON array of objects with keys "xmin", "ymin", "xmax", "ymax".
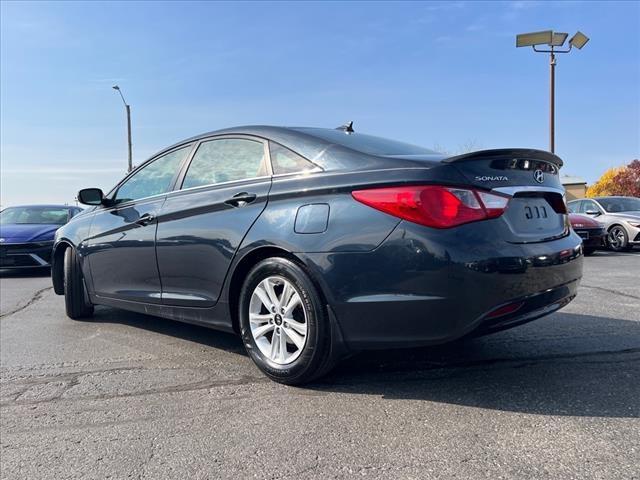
[{"xmin": 51, "ymin": 126, "xmax": 583, "ymax": 384}]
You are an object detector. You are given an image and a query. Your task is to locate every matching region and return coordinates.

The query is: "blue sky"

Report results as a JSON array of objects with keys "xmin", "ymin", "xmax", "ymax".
[{"xmin": 1, "ymin": 0, "xmax": 638, "ymax": 206}]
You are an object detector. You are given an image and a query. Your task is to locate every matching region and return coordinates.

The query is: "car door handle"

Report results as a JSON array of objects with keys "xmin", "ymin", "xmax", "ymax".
[
  {"xmin": 135, "ymin": 213, "xmax": 156, "ymax": 226},
  {"xmin": 224, "ymin": 192, "xmax": 257, "ymax": 207}
]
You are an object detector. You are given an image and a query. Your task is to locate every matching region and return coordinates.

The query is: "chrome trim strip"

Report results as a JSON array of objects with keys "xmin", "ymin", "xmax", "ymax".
[
  {"xmin": 28, "ymin": 254, "xmax": 49, "ymax": 266},
  {"xmin": 492, "ymin": 186, "xmax": 565, "ymax": 197}
]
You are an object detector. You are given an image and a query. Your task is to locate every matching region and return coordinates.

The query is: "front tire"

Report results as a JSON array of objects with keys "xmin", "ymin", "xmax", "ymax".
[
  {"xmin": 64, "ymin": 248, "xmax": 94, "ymax": 320},
  {"xmin": 607, "ymin": 225, "xmax": 630, "ymax": 251},
  {"xmin": 239, "ymin": 257, "xmax": 332, "ymax": 385}
]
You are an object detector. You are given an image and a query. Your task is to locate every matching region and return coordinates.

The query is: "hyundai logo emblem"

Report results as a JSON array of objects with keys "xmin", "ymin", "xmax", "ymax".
[{"xmin": 533, "ymin": 169, "xmax": 544, "ymax": 184}]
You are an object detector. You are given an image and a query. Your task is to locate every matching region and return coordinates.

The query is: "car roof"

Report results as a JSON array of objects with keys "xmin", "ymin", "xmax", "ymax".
[
  {"xmin": 151, "ymin": 125, "xmax": 444, "ymax": 172},
  {"xmin": 592, "ymin": 196, "xmax": 633, "ymax": 200}
]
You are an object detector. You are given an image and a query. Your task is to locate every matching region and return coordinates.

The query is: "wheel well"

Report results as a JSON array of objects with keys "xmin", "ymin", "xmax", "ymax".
[
  {"xmin": 227, "ymin": 246, "xmax": 326, "ymax": 334},
  {"xmin": 52, "ymin": 242, "xmax": 71, "ymax": 295}
]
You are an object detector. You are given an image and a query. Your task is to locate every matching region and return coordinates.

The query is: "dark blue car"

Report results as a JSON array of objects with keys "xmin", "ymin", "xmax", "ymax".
[
  {"xmin": 0, "ymin": 205, "xmax": 82, "ymax": 269},
  {"xmin": 51, "ymin": 126, "xmax": 583, "ymax": 384}
]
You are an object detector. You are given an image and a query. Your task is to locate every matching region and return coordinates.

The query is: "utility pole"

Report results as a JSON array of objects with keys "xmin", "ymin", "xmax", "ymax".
[
  {"xmin": 549, "ymin": 50, "xmax": 556, "ymax": 153},
  {"xmin": 112, "ymin": 85, "xmax": 133, "ymax": 172},
  {"xmin": 516, "ymin": 30, "xmax": 589, "ymax": 154}
]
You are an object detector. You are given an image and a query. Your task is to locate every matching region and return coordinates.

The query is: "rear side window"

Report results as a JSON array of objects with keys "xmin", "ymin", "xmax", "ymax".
[
  {"xmin": 269, "ymin": 142, "xmax": 320, "ymax": 175},
  {"xmin": 182, "ymin": 139, "xmax": 267, "ymax": 189},
  {"xmin": 115, "ymin": 146, "xmax": 190, "ymax": 203}
]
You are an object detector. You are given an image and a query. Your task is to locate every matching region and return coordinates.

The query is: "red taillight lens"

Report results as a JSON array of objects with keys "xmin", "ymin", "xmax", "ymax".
[{"xmin": 352, "ymin": 185, "xmax": 509, "ymax": 228}]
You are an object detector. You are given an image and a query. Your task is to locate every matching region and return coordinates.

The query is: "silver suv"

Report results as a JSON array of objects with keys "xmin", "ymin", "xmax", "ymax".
[{"xmin": 568, "ymin": 196, "xmax": 640, "ymax": 251}]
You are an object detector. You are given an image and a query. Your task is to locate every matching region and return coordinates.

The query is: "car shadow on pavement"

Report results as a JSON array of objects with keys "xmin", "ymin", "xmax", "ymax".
[
  {"xmin": 91, "ymin": 305, "xmax": 247, "ymax": 356},
  {"xmin": 89, "ymin": 308, "xmax": 639, "ymax": 418},
  {"xmin": 314, "ymin": 312, "xmax": 640, "ymax": 419}
]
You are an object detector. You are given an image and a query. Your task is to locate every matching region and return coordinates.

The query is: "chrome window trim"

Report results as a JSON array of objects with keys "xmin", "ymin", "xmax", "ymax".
[{"xmin": 170, "ymin": 175, "xmax": 273, "ymax": 196}]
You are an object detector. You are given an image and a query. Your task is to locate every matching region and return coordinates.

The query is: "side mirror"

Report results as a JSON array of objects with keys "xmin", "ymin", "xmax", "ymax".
[
  {"xmin": 77, "ymin": 188, "xmax": 106, "ymax": 206},
  {"xmin": 585, "ymin": 209, "xmax": 601, "ymax": 216}
]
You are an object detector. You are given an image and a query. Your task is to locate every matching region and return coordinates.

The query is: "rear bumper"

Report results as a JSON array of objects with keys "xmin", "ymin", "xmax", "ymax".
[
  {"xmin": 0, "ymin": 242, "xmax": 53, "ymax": 268},
  {"xmin": 301, "ymin": 220, "xmax": 583, "ymax": 350}
]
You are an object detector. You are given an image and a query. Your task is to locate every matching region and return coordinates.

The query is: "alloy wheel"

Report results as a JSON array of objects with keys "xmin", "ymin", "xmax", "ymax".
[
  {"xmin": 249, "ymin": 276, "xmax": 308, "ymax": 365},
  {"xmin": 608, "ymin": 226, "xmax": 626, "ymax": 250}
]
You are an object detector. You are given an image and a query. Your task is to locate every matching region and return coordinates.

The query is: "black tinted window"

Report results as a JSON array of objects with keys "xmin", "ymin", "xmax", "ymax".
[
  {"xmin": 182, "ymin": 139, "xmax": 267, "ymax": 189},
  {"xmin": 295, "ymin": 128, "xmax": 436, "ymax": 156},
  {"xmin": 269, "ymin": 142, "xmax": 320, "ymax": 175},
  {"xmin": 115, "ymin": 146, "xmax": 190, "ymax": 203}
]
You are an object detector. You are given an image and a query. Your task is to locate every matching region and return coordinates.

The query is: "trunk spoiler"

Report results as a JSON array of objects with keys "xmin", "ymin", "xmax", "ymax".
[{"xmin": 441, "ymin": 148, "xmax": 563, "ymax": 168}]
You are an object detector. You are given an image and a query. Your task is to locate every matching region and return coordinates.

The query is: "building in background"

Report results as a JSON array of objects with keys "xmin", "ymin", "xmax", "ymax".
[{"xmin": 561, "ymin": 175, "xmax": 588, "ymax": 200}]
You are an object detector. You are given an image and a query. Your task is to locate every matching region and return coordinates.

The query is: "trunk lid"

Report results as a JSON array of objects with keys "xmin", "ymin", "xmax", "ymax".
[{"xmin": 443, "ymin": 149, "xmax": 568, "ymax": 243}]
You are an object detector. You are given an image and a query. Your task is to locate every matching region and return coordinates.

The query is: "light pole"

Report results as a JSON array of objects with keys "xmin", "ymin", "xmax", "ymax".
[
  {"xmin": 516, "ymin": 30, "xmax": 589, "ymax": 153},
  {"xmin": 112, "ymin": 85, "xmax": 133, "ymax": 172}
]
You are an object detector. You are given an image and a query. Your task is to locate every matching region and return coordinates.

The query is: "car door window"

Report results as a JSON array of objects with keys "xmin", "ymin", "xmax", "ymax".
[
  {"xmin": 269, "ymin": 142, "xmax": 320, "ymax": 175},
  {"xmin": 581, "ymin": 200, "xmax": 598, "ymax": 213},
  {"xmin": 567, "ymin": 201, "xmax": 581, "ymax": 214},
  {"xmin": 182, "ymin": 138, "xmax": 267, "ymax": 189},
  {"xmin": 114, "ymin": 146, "xmax": 191, "ymax": 204}
]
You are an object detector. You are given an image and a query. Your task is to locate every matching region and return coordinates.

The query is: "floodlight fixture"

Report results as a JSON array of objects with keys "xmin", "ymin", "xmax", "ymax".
[
  {"xmin": 516, "ymin": 30, "xmax": 553, "ymax": 47},
  {"xmin": 550, "ymin": 32, "xmax": 568, "ymax": 47},
  {"xmin": 569, "ymin": 31, "xmax": 589, "ymax": 49}
]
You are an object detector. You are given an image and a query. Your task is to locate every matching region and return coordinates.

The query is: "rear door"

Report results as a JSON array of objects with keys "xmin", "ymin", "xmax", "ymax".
[
  {"xmin": 443, "ymin": 149, "xmax": 568, "ymax": 243},
  {"xmin": 156, "ymin": 136, "xmax": 272, "ymax": 307}
]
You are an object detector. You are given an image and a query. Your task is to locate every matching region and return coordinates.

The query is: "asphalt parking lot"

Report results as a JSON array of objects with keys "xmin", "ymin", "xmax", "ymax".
[{"xmin": 1, "ymin": 250, "xmax": 638, "ymax": 480}]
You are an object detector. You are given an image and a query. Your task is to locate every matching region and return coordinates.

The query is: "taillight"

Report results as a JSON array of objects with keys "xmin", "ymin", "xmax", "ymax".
[{"xmin": 351, "ymin": 185, "xmax": 509, "ymax": 228}]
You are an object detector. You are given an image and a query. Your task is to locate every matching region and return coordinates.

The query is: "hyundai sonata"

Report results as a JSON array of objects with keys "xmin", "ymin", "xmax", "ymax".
[{"xmin": 52, "ymin": 126, "xmax": 583, "ymax": 384}]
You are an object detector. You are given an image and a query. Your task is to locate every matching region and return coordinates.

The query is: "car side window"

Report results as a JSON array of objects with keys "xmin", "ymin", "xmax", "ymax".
[
  {"xmin": 114, "ymin": 146, "xmax": 191, "ymax": 204},
  {"xmin": 182, "ymin": 138, "xmax": 267, "ymax": 189},
  {"xmin": 269, "ymin": 142, "xmax": 320, "ymax": 175},
  {"xmin": 567, "ymin": 201, "xmax": 580, "ymax": 214},
  {"xmin": 581, "ymin": 200, "xmax": 597, "ymax": 213}
]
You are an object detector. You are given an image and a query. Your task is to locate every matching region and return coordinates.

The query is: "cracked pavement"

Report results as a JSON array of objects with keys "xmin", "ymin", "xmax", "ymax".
[{"xmin": 1, "ymin": 251, "xmax": 639, "ymax": 479}]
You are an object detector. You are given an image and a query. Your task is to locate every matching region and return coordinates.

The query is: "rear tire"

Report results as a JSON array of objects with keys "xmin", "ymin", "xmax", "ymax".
[
  {"xmin": 239, "ymin": 257, "xmax": 332, "ymax": 385},
  {"xmin": 64, "ymin": 248, "xmax": 94, "ymax": 320}
]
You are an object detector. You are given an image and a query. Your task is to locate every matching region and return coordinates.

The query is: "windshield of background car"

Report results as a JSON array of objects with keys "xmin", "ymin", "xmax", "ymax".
[
  {"xmin": 0, "ymin": 207, "xmax": 70, "ymax": 225},
  {"xmin": 295, "ymin": 128, "xmax": 437, "ymax": 156},
  {"xmin": 598, "ymin": 197, "xmax": 640, "ymax": 212}
]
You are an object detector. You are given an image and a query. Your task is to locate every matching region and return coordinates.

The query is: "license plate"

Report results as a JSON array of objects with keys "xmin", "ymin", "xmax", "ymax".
[{"xmin": 523, "ymin": 204, "xmax": 549, "ymax": 221}]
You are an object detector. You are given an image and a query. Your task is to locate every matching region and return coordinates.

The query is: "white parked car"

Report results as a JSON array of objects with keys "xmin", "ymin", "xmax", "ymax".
[{"xmin": 567, "ymin": 196, "xmax": 640, "ymax": 251}]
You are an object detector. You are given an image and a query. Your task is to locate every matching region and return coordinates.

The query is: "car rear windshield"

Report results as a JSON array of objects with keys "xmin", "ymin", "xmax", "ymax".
[
  {"xmin": 598, "ymin": 197, "xmax": 640, "ymax": 213},
  {"xmin": 295, "ymin": 128, "xmax": 437, "ymax": 156},
  {"xmin": 0, "ymin": 207, "xmax": 70, "ymax": 225}
]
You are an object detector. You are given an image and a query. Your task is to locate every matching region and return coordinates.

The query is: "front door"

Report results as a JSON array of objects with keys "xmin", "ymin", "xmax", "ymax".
[{"xmin": 85, "ymin": 145, "xmax": 192, "ymax": 303}]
